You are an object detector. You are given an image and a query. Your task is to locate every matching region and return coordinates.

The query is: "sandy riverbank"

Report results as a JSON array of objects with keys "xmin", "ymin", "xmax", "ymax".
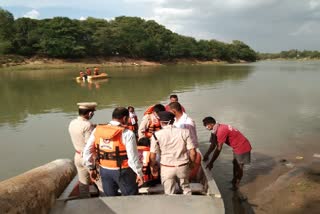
[
  {"xmin": 0, "ymin": 55, "xmax": 228, "ymax": 69},
  {"xmin": 202, "ymin": 144, "xmax": 320, "ymax": 214},
  {"xmin": 251, "ymin": 161, "xmax": 320, "ymax": 213},
  {"xmin": 236, "ymin": 152, "xmax": 320, "ymax": 214}
]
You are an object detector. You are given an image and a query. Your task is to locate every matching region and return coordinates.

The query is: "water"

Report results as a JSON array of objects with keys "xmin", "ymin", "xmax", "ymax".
[{"xmin": 1, "ymin": 61, "xmax": 320, "ymax": 188}]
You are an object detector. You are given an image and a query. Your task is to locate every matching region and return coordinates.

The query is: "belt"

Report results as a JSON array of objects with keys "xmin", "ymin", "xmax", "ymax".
[
  {"xmin": 75, "ymin": 150, "xmax": 82, "ymax": 155},
  {"xmin": 161, "ymin": 162, "xmax": 189, "ymax": 167}
]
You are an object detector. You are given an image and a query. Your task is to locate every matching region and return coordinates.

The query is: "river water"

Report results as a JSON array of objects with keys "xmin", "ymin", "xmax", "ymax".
[{"xmin": 1, "ymin": 61, "xmax": 320, "ymax": 210}]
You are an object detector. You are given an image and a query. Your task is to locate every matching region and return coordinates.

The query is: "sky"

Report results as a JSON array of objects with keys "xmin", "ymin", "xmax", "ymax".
[{"xmin": 1, "ymin": 0, "xmax": 320, "ymax": 53}]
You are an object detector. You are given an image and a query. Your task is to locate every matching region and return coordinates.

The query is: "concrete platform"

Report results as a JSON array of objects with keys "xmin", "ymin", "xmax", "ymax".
[{"xmin": 51, "ymin": 195, "xmax": 224, "ymax": 214}]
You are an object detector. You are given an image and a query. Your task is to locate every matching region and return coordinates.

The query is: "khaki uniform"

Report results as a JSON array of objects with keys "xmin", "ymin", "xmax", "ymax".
[
  {"xmin": 69, "ymin": 116, "xmax": 94, "ymax": 185},
  {"xmin": 138, "ymin": 114, "xmax": 150, "ymax": 139},
  {"xmin": 150, "ymin": 125, "xmax": 194, "ymax": 195}
]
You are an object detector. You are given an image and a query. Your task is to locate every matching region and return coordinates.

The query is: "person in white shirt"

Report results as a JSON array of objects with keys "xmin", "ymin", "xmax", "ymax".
[
  {"xmin": 168, "ymin": 102, "xmax": 199, "ymax": 148},
  {"xmin": 83, "ymin": 107, "xmax": 143, "ymax": 196}
]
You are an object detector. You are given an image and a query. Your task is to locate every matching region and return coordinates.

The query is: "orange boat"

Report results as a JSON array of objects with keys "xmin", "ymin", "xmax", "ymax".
[{"xmin": 76, "ymin": 73, "xmax": 108, "ymax": 82}]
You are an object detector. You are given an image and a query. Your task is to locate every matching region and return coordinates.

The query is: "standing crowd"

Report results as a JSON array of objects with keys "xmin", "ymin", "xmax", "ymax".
[{"xmin": 68, "ymin": 94, "xmax": 252, "ymax": 197}]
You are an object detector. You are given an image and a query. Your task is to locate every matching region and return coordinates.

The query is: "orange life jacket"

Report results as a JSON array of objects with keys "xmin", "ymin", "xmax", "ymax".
[
  {"xmin": 144, "ymin": 105, "xmax": 154, "ymax": 115},
  {"xmin": 137, "ymin": 146, "xmax": 157, "ymax": 182},
  {"xmin": 94, "ymin": 125, "xmax": 129, "ymax": 169},
  {"xmin": 127, "ymin": 115, "xmax": 138, "ymax": 131},
  {"xmin": 144, "ymin": 113, "xmax": 161, "ymax": 138}
]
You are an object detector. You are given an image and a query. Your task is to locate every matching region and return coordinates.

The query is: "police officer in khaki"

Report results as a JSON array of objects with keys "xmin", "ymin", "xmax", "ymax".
[
  {"xmin": 68, "ymin": 102, "xmax": 97, "ymax": 197},
  {"xmin": 150, "ymin": 111, "xmax": 196, "ymax": 195}
]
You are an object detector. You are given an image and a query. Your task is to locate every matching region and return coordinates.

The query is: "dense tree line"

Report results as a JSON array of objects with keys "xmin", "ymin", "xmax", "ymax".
[
  {"xmin": 0, "ymin": 8, "xmax": 257, "ymax": 62},
  {"xmin": 258, "ymin": 49, "xmax": 320, "ymax": 60}
]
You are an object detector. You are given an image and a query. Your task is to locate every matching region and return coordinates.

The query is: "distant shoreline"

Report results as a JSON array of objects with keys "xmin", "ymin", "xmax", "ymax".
[
  {"xmin": 0, "ymin": 55, "xmax": 247, "ymax": 69},
  {"xmin": 259, "ymin": 58, "xmax": 320, "ymax": 61}
]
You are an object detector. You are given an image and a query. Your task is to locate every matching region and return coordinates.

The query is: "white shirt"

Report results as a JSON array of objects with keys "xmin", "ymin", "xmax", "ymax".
[
  {"xmin": 83, "ymin": 120, "xmax": 143, "ymax": 177},
  {"xmin": 129, "ymin": 112, "xmax": 137, "ymax": 125},
  {"xmin": 173, "ymin": 112, "xmax": 199, "ymax": 148}
]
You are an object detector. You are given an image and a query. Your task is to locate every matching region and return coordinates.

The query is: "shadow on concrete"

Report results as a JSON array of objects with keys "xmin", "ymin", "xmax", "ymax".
[{"xmin": 50, "ymin": 198, "xmax": 117, "ymax": 214}]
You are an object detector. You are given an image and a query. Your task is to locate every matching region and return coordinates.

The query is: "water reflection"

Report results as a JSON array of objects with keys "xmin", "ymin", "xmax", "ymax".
[
  {"xmin": 0, "ymin": 65, "xmax": 253, "ymax": 126},
  {"xmin": 76, "ymin": 78, "xmax": 109, "ymax": 90}
]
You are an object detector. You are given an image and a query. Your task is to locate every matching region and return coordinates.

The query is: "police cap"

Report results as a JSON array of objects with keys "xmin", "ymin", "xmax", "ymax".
[
  {"xmin": 77, "ymin": 102, "xmax": 97, "ymax": 110},
  {"xmin": 157, "ymin": 111, "xmax": 175, "ymax": 122}
]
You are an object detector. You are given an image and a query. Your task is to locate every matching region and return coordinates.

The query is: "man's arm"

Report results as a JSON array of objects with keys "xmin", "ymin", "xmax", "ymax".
[
  {"xmin": 203, "ymin": 133, "xmax": 217, "ymax": 161},
  {"xmin": 138, "ymin": 115, "xmax": 149, "ymax": 139},
  {"xmin": 149, "ymin": 152, "xmax": 159, "ymax": 176},
  {"xmin": 185, "ymin": 120, "xmax": 199, "ymax": 148},
  {"xmin": 124, "ymin": 130, "xmax": 144, "ymax": 186},
  {"xmin": 150, "ymin": 134, "xmax": 160, "ymax": 176},
  {"xmin": 83, "ymin": 129, "xmax": 97, "ymax": 168},
  {"xmin": 206, "ymin": 143, "xmax": 223, "ymax": 170},
  {"xmin": 189, "ymin": 148, "xmax": 196, "ymax": 163},
  {"xmin": 124, "ymin": 130, "xmax": 143, "ymax": 177},
  {"xmin": 83, "ymin": 122, "xmax": 95, "ymax": 143}
]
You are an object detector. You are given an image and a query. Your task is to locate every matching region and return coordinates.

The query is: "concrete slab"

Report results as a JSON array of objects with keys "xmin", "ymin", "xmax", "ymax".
[{"xmin": 51, "ymin": 195, "xmax": 224, "ymax": 214}]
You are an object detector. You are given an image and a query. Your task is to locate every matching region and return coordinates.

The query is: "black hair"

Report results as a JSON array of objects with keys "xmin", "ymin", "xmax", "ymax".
[
  {"xmin": 112, "ymin": 107, "xmax": 129, "ymax": 119},
  {"xmin": 168, "ymin": 118, "xmax": 175, "ymax": 125},
  {"xmin": 170, "ymin": 94, "xmax": 178, "ymax": 99},
  {"xmin": 79, "ymin": 108, "xmax": 93, "ymax": 116},
  {"xmin": 127, "ymin": 106, "xmax": 134, "ymax": 111},
  {"xmin": 137, "ymin": 137, "xmax": 150, "ymax": 147},
  {"xmin": 202, "ymin": 117, "xmax": 216, "ymax": 126},
  {"xmin": 168, "ymin": 102, "xmax": 182, "ymax": 112},
  {"xmin": 153, "ymin": 104, "xmax": 165, "ymax": 113}
]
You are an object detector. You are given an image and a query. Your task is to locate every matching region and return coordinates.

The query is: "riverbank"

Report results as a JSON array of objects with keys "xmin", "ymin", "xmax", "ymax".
[
  {"xmin": 238, "ymin": 152, "xmax": 320, "ymax": 214},
  {"xmin": 204, "ymin": 144, "xmax": 320, "ymax": 214},
  {"xmin": 0, "ymin": 55, "xmax": 228, "ymax": 69},
  {"xmin": 251, "ymin": 160, "xmax": 320, "ymax": 214},
  {"xmin": 259, "ymin": 57, "xmax": 320, "ymax": 61}
]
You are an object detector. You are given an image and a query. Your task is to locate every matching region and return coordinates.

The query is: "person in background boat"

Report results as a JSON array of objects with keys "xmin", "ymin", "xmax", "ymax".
[
  {"xmin": 202, "ymin": 116, "xmax": 252, "ymax": 190},
  {"xmin": 138, "ymin": 104, "xmax": 165, "ymax": 139},
  {"xmin": 68, "ymin": 102, "xmax": 97, "ymax": 198},
  {"xmin": 86, "ymin": 67, "xmax": 91, "ymax": 76},
  {"xmin": 127, "ymin": 106, "xmax": 138, "ymax": 138},
  {"xmin": 165, "ymin": 94, "xmax": 186, "ymax": 112},
  {"xmin": 79, "ymin": 71, "xmax": 87, "ymax": 81},
  {"xmin": 150, "ymin": 111, "xmax": 196, "ymax": 195},
  {"xmin": 94, "ymin": 67, "xmax": 99, "ymax": 75},
  {"xmin": 83, "ymin": 107, "xmax": 144, "ymax": 196}
]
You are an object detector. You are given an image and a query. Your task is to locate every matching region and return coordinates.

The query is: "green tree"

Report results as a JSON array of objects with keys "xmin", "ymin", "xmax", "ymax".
[
  {"xmin": 0, "ymin": 8, "xmax": 14, "ymax": 54},
  {"xmin": 13, "ymin": 18, "xmax": 40, "ymax": 55},
  {"xmin": 80, "ymin": 17, "xmax": 110, "ymax": 56},
  {"xmin": 229, "ymin": 40, "xmax": 257, "ymax": 61},
  {"xmin": 38, "ymin": 17, "xmax": 86, "ymax": 57}
]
